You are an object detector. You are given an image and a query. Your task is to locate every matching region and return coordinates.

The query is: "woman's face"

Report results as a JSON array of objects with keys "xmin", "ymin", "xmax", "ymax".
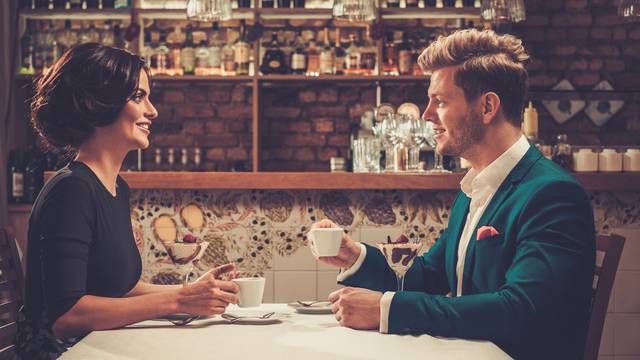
[{"xmin": 107, "ymin": 70, "xmax": 158, "ymax": 151}]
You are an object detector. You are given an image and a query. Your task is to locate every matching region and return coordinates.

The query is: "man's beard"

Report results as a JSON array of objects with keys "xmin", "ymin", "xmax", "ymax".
[{"xmin": 438, "ymin": 110, "xmax": 484, "ymax": 157}]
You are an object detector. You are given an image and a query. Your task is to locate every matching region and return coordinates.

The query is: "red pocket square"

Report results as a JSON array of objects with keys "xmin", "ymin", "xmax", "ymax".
[{"xmin": 477, "ymin": 226, "xmax": 499, "ymax": 241}]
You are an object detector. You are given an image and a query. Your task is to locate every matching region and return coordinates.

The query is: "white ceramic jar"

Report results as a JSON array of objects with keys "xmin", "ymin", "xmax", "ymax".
[
  {"xmin": 623, "ymin": 149, "xmax": 640, "ymax": 172},
  {"xmin": 598, "ymin": 148, "xmax": 623, "ymax": 172},
  {"xmin": 573, "ymin": 148, "xmax": 598, "ymax": 172}
]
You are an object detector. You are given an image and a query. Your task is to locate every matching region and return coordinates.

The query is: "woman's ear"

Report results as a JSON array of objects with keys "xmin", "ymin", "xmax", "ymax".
[{"xmin": 481, "ymin": 92, "xmax": 501, "ymax": 125}]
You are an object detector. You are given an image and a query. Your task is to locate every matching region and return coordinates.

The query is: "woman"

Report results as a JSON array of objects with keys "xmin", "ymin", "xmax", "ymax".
[{"xmin": 18, "ymin": 43, "xmax": 239, "ymax": 359}]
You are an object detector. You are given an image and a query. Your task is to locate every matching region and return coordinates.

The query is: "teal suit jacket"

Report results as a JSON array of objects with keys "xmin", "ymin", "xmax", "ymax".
[{"xmin": 341, "ymin": 146, "xmax": 595, "ymax": 360}]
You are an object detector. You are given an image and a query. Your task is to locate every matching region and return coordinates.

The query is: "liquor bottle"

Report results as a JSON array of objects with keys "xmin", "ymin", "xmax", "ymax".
[
  {"xmin": 52, "ymin": 0, "xmax": 66, "ymax": 9},
  {"xmin": 290, "ymin": 31, "xmax": 306, "ymax": 75},
  {"xmin": 87, "ymin": 23, "xmax": 101, "ymax": 43},
  {"xmin": 406, "ymin": 0, "xmax": 418, "ymax": 7},
  {"xmin": 140, "ymin": 30, "xmax": 154, "ymax": 68},
  {"xmin": 305, "ymin": 39, "xmax": 320, "ymax": 76},
  {"xmin": 166, "ymin": 148, "xmax": 175, "ymax": 171},
  {"xmin": 360, "ymin": 25, "xmax": 376, "ymax": 75},
  {"xmin": 180, "ymin": 148, "xmax": 189, "ymax": 171},
  {"xmin": 8, "ymin": 150, "xmax": 25, "ymax": 204},
  {"xmin": 101, "ymin": 21, "xmax": 114, "ymax": 47},
  {"xmin": 277, "ymin": 0, "xmax": 290, "ymax": 8},
  {"xmin": 522, "ymin": 102, "xmax": 544, "ymax": 148},
  {"xmin": 46, "ymin": 21, "xmax": 59, "ymax": 70},
  {"xmin": 293, "ymin": 0, "xmax": 304, "ymax": 7},
  {"xmin": 208, "ymin": 23, "xmax": 222, "ymax": 74},
  {"xmin": 334, "ymin": 28, "xmax": 346, "ymax": 75},
  {"xmin": 443, "ymin": 0, "xmax": 455, "ymax": 6},
  {"xmin": 234, "ymin": 21, "xmax": 251, "ymax": 76},
  {"xmin": 262, "ymin": 0, "xmax": 274, "ymax": 7},
  {"xmin": 155, "ymin": 30, "xmax": 170, "ymax": 75},
  {"xmin": 193, "ymin": 148, "xmax": 202, "ymax": 171},
  {"xmin": 102, "ymin": 0, "xmax": 115, "ymax": 7},
  {"xmin": 552, "ymin": 134, "xmax": 573, "ymax": 171},
  {"xmin": 222, "ymin": 29, "xmax": 236, "ymax": 75},
  {"xmin": 383, "ymin": 32, "xmax": 398, "ymax": 75},
  {"xmin": 195, "ymin": 39, "xmax": 210, "ymax": 75},
  {"xmin": 86, "ymin": 0, "xmax": 99, "ymax": 8},
  {"xmin": 386, "ymin": 0, "xmax": 400, "ymax": 7},
  {"xmin": 260, "ymin": 32, "xmax": 288, "ymax": 74},
  {"xmin": 345, "ymin": 33, "xmax": 360, "ymax": 75},
  {"xmin": 181, "ymin": 25, "xmax": 196, "ymax": 75},
  {"xmin": 168, "ymin": 26, "xmax": 184, "ymax": 76},
  {"xmin": 33, "ymin": 22, "xmax": 46, "ymax": 72},
  {"xmin": 281, "ymin": 31, "xmax": 294, "ymax": 71},
  {"xmin": 69, "ymin": 0, "xmax": 82, "ymax": 8},
  {"xmin": 154, "ymin": 148, "xmax": 162, "ymax": 171},
  {"xmin": 463, "ymin": 0, "xmax": 474, "ymax": 6},
  {"xmin": 114, "ymin": 0, "xmax": 128, "ymax": 8},
  {"xmin": 237, "ymin": 0, "xmax": 251, "ymax": 7},
  {"xmin": 424, "ymin": 0, "xmax": 436, "ymax": 6},
  {"xmin": 319, "ymin": 28, "xmax": 334, "ymax": 75},
  {"xmin": 397, "ymin": 32, "xmax": 412, "ymax": 75},
  {"xmin": 19, "ymin": 21, "xmax": 35, "ymax": 75}
]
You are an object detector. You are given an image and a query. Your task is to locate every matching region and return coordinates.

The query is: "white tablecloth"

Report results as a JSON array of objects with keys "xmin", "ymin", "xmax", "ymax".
[{"xmin": 60, "ymin": 304, "xmax": 511, "ymax": 360}]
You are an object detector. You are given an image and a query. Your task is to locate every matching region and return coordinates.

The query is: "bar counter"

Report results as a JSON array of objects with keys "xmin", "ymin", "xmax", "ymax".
[{"xmin": 40, "ymin": 171, "xmax": 640, "ymax": 190}]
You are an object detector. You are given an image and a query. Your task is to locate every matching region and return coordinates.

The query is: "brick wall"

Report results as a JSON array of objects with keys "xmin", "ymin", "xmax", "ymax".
[
  {"xmin": 146, "ymin": 82, "xmax": 253, "ymax": 171},
  {"xmin": 143, "ymin": 0, "xmax": 639, "ymax": 172}
]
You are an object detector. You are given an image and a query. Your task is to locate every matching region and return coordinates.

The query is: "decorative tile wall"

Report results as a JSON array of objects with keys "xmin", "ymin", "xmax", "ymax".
[{"xmin": 129, "ymin": 189, "xmax": 639, "ymax": 359}]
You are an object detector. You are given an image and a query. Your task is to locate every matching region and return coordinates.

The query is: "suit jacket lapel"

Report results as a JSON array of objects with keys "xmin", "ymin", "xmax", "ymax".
[
  {"xmin": 459, "ymin": 145, "xmax": 543, "ymax": 294},
  {"xmin": 446, "ymin": 192, "xmax": 470, "ymax": 295}
]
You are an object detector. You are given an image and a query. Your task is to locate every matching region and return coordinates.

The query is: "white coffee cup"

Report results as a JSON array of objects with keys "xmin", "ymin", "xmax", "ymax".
[
  {"xmin": 308, "ymin": 228, "xmax": 343, "ymax": 256},
  {"xmin": 232, "ymin": 277, "xmax": 265, "ymax": 308}
]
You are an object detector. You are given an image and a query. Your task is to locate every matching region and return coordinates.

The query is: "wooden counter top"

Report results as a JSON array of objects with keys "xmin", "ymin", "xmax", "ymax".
[{"xmin": 39, "ymin": 171, "xmax": 640, "ymax": 191}]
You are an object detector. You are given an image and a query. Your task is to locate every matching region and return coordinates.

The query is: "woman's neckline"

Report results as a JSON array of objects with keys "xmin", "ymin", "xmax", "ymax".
[{"xmin": 70, "ymin": 161, "xmax": 119, "ymax": 198}]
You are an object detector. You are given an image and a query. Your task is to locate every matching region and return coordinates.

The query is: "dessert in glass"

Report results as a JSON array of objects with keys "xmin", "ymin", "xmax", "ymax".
[{"xmin": 377, "ymin": 234, "xmax": 423, "ymax": 291}]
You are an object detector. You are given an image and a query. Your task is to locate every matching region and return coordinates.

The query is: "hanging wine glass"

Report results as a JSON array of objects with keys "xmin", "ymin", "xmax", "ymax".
[{"xmin": 187, "ymin": 0, "xmax": 232, "ymax": 22}]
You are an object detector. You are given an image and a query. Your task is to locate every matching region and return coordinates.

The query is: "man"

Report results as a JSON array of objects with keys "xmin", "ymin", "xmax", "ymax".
[{"xmin": 310, "ymin": 29, "xmax": 595, "ymax": 360}]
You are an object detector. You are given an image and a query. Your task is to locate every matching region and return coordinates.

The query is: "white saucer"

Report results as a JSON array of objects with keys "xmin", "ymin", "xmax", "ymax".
[{"xmin": 287, "ymin": 301, "xmax": 333, "ymax": 314}]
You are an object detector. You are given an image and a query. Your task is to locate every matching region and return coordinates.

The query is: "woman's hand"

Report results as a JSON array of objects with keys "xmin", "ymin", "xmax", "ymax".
[{"xmin": 175, "ymin": 263, "xmax": 240, "ymax": 316}]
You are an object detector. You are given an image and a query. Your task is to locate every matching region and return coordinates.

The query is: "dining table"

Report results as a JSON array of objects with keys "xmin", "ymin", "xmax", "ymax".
[{"xmin": 60, "ymin": 303, "xmax": 512, "ymax": 360}]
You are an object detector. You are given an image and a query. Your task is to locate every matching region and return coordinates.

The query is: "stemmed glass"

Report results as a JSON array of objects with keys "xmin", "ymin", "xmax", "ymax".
[
  {"xmin": 423, "ymin": 121, "xmax": 451, "ymax": 173},
  {"xmin": 373, "ymin": 116, "xmax": 400, "ymax": 172},
  {"xmin": 377, "ymin": 238, "xmax": 423, "ymax": 292},
  {"xmin": 166, "ymin": 241, "xmax": 209, "ymax": 325}
]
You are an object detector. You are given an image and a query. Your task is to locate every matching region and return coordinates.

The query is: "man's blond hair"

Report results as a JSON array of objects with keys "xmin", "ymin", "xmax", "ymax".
[{"xmin": 418, "ymin": 28, "xmax": 530, "ymax": 125}]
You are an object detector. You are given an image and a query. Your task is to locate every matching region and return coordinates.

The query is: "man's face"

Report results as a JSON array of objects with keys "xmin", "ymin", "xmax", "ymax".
[{"xmin": 422, "ymin": 66, "xmax": 484, "ymax": 158}]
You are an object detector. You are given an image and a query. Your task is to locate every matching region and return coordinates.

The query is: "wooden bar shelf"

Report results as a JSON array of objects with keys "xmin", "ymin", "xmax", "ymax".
[{"xmin": 41, "ymin": 172, "xmax": 640, "ymax": 191}]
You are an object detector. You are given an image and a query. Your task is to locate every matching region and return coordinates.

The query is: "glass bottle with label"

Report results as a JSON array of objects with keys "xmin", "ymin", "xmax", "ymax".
[
  {"xmin": 101, "ymin": 21, "xmax": 114, "ymax": 47},
  {"xmin": 260, "ymin": 32, "xmax": 288, "ymax": 74},
  {"xmin": 208, "ymin": 23, "xmax": 222, "ymax": 74},
  {"xmin": 305, "ymin": 39, "xmax": 320, "ymax": 76},
  {"xmin": 290, "ymin": 30, "xmax": 306, "ymax": 75},
  {"xmin": 234, "ymin": 21, "xmax": 251, "ymax": 76},
  {"xmin": 383, "ymin": 32, "xmax": 398, "ymax": 75},
  {"xmin": 398, "ymin": 32, "xmax": 412, "ymax": 75},
  {"xmin": 360, "ymin": 25, "xmax": 376, "ymax": 75},
  {"xmin": 141, "ymin": 30, "xmax": 154, "ymax": 69},
  {"xmin": 181, "ymin": 25, "xmax": 196, "ymax": 75},
  {"xmin": 168, "ymin": 26, "xmax": 184, "ymax": 76},
  {"xmin": 386, "ymin": 0, "xmax": 400, "ymax": 7},
  {"xmin": 87, "ymin": 23, "xmax": 101, "ymax": 43},
  {"xmin": 345, "ymin": 33, "xmax": 360, "ymax": 75},
  {"xmin": 19, "ymin": 21, "xmax": 35, "ymax": 75},
  {"xmin": 406, "ymin": 0, "xmax": 418, "ymax": 6},
  {"xmin": 319, "ymin": 28, "xmax": 335, "ymax": 75},
  {"xmin": 222, "ymin": 28, "xmax": 236, "ymax": 75},
  {"xmin": 334, "ymin": 28, "xmax": 346, "ymax": 75},
  {"xmin": 155, "ymin": 30, "xmax": 170, "ymax": 75},
  {"xmin": 552, "ymin": 134, "xmax": 573, "ymax": 171},
  {"xmin": 195, "ymin": 40, "xmax": 210, "ymax": 75},
  {"xmin": 8, "ymin": 150, "xmax": 25, "ymax": 204}
]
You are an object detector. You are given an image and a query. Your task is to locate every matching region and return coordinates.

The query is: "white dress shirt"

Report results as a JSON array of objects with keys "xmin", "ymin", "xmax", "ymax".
[{"xmin": 338, "ymin": 135, "xmax": 531, "ymax": 333}]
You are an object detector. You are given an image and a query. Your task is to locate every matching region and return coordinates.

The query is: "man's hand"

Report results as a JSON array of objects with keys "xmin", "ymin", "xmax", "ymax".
[
  {"xmin": 309, "ymin": 219, "xmax": 361, "ymax": 269},
  {"xmin": 328, "ymin": 287, "xmax": 383, "ymax": 330}
]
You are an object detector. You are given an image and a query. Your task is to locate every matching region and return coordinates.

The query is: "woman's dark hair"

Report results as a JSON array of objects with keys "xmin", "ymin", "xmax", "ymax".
[{"xmin": 30, "ymin": 43, "xmax": 148, "ymax": 152}]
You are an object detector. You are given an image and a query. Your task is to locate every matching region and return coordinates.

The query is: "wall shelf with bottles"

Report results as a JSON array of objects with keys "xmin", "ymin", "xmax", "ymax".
[
  {"xmin": 19, "ymin": 8, "xmax": 132, "ymax": 20},
  {"xmin": 381, "ymin": 7, "xmax": 480, "ymax": 19}
]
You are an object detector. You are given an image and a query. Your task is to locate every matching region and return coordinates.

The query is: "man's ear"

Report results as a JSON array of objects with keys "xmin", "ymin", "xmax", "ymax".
[{"xmin": 480, "ymin": 92, "xmax": 501, "ymax": 125}]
